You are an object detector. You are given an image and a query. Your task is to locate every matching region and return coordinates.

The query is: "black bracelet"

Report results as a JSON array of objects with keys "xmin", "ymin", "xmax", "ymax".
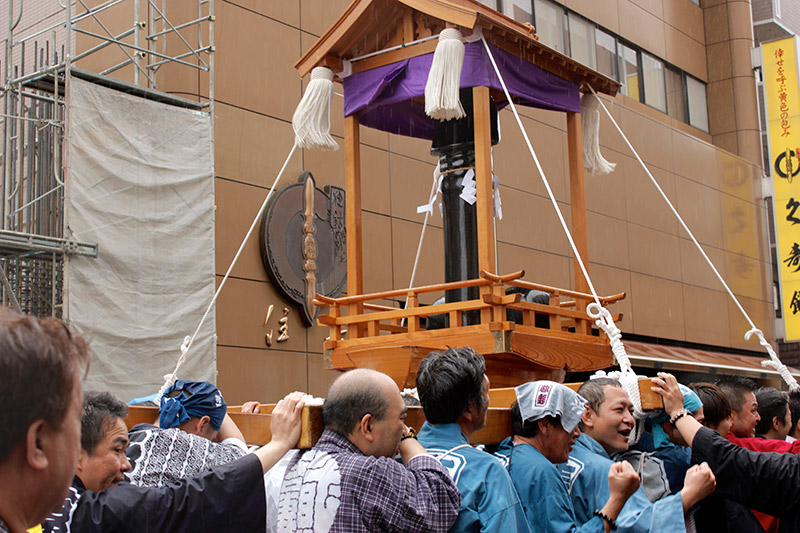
[
  {"xmin": 669, "ymin": 408, "xmax": 690, "ymax": 425},
  {"xmin": 593, "ymin": 510, "xmax": 617, "ymax": 531}
]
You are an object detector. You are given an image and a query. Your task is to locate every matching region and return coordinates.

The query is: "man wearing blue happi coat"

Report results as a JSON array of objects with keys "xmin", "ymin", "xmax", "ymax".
[
  {"xmin": 416, "ymin": 347, "xmax": 530, "ymax": 533},
  {"xmin": 496, "ymin": 381, "xmax": 641, "ymax": 532},
  {"xmin": 559, "ymin": 378, "xmax": 717, "ymax": 533}
]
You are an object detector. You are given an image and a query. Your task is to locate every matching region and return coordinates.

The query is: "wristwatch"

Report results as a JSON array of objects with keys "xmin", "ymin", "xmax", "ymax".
[{"xmin": 401, "ymin": 426, "xmax": 417, "ymax": 441}]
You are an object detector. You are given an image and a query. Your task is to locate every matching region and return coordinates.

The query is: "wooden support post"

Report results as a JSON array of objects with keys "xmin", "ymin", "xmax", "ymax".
[
  {"xmin": 474, "ymin": 86, "xmax": 495, "ymax": 325},
  {"xmin": 407, "ymin": 293, "xmax": 420, "ymax": 332},
  {"xmin": 566, "ymin": 111, "xmax": 590, "ymax": 335},
  {"xmin": 367, "ymin": 320, "xmax": 378, "ymax": 337},
  {"xmin": 402, "ymin": 9, "xmax": 415, "ymax": 42},
  {"xmin": 549, "ymin": 293, "xmax": 562, "ymax": 331},
  {"xmin": 329, "ymin": 307, "xmax": 341, "ymax": 341},
  {"xmin": 345, "ymin": 114, "xmax": 364, "ymax": 337}
]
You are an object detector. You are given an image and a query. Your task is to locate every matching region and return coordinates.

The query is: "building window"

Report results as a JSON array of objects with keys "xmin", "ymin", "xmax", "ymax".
[
  {"xmin": 478, "ymin": 0, "xmax": 500, "ymax": 10},
  {"xmin": 687, "ymin": 75, "xmax": 709, "ymax": 132},
  {"xmin": 595, "ymin": 28, "xmax": 618, "ymax": 81},
  {"xmin": 500, "ymin": 0, "xmax": 533, "ymax": 24},
  {"xmin": 642, "ymin": 52, "xmax": 667, "ymax": 112},
  {"xmin": 665, "ymin": 66, "xmax": 686, "ymax": 121},
  {"xmin": 567, "ymin": 13, "xmax": 596, "ymax": 69},
  {"xmin": 618, "ymin": 42, "xmax": 640, "ymax": 101},
  {"xmin": 534, "ymin": 0, "xmax": 566, "ymax": 54},
  {"xmin": 506, "ymin": 0, "xmax": 711, "ymax": 133}
]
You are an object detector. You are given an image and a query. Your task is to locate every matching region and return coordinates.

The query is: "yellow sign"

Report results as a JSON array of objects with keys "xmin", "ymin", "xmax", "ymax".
[{"xmin": 764, "ymin": 37, "xmax": 800, "ymax": 340}]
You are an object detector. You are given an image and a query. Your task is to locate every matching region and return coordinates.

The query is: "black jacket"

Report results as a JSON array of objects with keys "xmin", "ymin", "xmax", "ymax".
[
  {"xmin": 692, "ymin": 426, "xmax": 799, "ymax": 533},
  {"xmin": 43, "ymin": 453, "xmax": 266, "ymax": 532}
]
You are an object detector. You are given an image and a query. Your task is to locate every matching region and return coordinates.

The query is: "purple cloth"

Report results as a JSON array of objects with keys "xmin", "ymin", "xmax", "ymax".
[
  {"xmin": 277, "ymin": 428, "xmax": 461, "ymax": 532},
  {"xmin": 343, "ymin": 41, "xmax": 580, "ymax": 140}
]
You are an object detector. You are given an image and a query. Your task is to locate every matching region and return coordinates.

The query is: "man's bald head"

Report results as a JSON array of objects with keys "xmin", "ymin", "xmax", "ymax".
[{"xmin": 323, "ymin": 369, "xmax": 397, "ymax": 437}]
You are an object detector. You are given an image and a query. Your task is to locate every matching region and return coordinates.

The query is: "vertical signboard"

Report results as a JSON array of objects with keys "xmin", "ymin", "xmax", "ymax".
[{"xmin": 764, "ymin": 37, "xmax": 800, "ymax": 340}]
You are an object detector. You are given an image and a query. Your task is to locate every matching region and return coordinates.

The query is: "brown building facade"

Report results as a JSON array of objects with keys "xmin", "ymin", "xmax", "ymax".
[{"xmin": 1, "ymin": 0, "xmax": 784, "ymax": 401}]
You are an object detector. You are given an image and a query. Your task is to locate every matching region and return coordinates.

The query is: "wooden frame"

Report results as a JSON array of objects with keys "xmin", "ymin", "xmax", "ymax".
[{"xmin": 316, "ymin": 270, "xmax": 625, "ymax": 388}]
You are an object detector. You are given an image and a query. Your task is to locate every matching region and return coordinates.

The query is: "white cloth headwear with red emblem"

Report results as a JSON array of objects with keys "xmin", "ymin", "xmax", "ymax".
[{"xmin": 514, "ymin": 381, "xmax": 588, "ymax": 433}]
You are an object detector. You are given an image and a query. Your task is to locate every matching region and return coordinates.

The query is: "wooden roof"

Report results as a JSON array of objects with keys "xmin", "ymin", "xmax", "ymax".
[{"xmin": 295, "ymin": 0, "xmax": 620, "ymax": 96}]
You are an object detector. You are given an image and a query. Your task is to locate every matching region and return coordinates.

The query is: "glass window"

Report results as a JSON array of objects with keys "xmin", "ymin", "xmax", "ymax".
[
  {"xmin": 665, "ymin": 67, "xmax": 686, "ymax": 121},
  {"xmin": 687, "ymin": 75, "xmax": 709, "ymax": 132},
  {"xmin": 567, "ymin": 13, "xmax": 595, "ymax": 69},
  {"xmin": 595, "ymin": 28, "xmax": 617, "ymax": 81},
  {"xmin": 478, "ymin": 0, "xmax": 500, "ymax": 9},
  {"xmin": 500, "ymin": 0, "xmax": 533, "ymax": 24},
  {"xmin": 642, "ymin": 52, "xmax": 666, "ymax": 112},
  {"xmin": 534, "ymin": 0, "xmax": 566, "ymax": 54},
  {"xmin": 618, "ymin": 42, "xmax": 640, "ymax": 101}
]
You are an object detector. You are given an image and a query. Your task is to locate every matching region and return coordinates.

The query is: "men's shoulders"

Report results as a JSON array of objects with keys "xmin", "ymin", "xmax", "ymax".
[
  {"xmin": 448, "ymin": 447, "xmax": 526, "ymax": 528},
  {"xmin": 426, "ymin": 442, "xmax": 504, "ymax": 486},
  {"xmin": 517, "ymin": 446, "xmax": 562, "ymax": 484},
  {"xmin": 508, "ymin": 445, "xmax": 564, "ymax": 499},
  {"xmin": 129, "ymin": 422, "xmax": 157, "ymax": 434},
  {"xmin": 127, "ymin": 425, "xmax": 246, "ymax": 487},
  {"xmin": 278, "ymin": 448, "xmax": 343, "ymax": 532},
  {"xmin": 42, "ymin": 484, "xmax": 82, "ymax": 533},
  {"xmin": 563, "ymin": 437, "xmax": 611, "ymax": 476},
  {"xmin": 57, "ymin": 454, "xmax": 266, "ymax": 533},
  {"xmin": 278, "ymin": 443, "xmax": 455, "ymax": 532}
]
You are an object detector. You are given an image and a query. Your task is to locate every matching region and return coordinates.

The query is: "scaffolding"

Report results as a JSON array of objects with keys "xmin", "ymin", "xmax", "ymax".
[{"xmin": 1, "ymin": 0, "xmax": 214, "ymax": 318}]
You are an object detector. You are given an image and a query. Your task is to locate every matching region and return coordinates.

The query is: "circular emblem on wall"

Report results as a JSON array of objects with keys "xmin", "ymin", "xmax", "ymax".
[
  {"xmin": 775, "ymin": 148, "xmax": 800, "ymax": 183},
  {"xmin": 259, "ymin": 171, "xmax": 347, "ymax": 325}
]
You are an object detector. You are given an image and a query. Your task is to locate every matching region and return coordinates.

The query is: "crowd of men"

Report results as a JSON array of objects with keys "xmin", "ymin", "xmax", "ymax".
[{"xmin": 3, "ymin": 307, "xmax": 800, "ymax": 532}]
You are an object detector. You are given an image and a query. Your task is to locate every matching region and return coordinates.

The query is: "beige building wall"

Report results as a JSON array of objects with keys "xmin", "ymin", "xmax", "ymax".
[{"xmin": 40, "ymin": 0, "xmax": 773, "ymax": 402}]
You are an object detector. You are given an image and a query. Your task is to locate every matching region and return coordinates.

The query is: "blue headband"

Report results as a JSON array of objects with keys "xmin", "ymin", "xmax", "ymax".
[
  {"xmin": 652, "ymin": 384, "xmax": 703, "ymax": 449},
  {"xmin": 159, "ymin": 380, "xmax": 227, "ymax": 431}
]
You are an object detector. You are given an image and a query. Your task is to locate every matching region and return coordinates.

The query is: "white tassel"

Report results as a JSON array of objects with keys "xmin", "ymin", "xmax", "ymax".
[
  {"xmin": 425, "ymin": 28, "xmax": 466, "ymax": 121},
  {"xmin": 292, "ymin": 66, "xmax": 339, "ymax": 151},
  {"xmin": 581, "ymin": 93, "xmax": 615, "ymax": 175}
]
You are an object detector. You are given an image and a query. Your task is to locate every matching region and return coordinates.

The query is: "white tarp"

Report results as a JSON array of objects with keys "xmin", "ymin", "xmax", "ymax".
[{"xmin": 67, "ymin": 78, "xmax": 216, "ymax": 401}]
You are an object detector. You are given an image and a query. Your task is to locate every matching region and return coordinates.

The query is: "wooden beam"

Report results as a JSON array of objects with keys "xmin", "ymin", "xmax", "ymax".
[
  {"xmin": 351, "ymin": 39, "xmax": 439, "ymax": 74},
  {"xmin": 488, "ymin": 380, "xmax": 665, "ymax": 410},
  {"xmin": 473, "ymin": 86, "xmax": 496, "ymax": 276},
  {"xmin": 345, "ymin": 113, "xmax": 364, "ymax": 336},
  {"xmin": 126, "ymin": 379, "xmax": 665, "ymax": 450},
  {"xmin": 566, "ymin": 111, "xmax": 590, "ymax": 335}
]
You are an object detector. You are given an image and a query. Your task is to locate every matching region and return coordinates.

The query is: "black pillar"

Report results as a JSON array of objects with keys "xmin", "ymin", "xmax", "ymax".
[{"xmin": 431, "ymin": 89, "xmax": 499, "ymax": 326}]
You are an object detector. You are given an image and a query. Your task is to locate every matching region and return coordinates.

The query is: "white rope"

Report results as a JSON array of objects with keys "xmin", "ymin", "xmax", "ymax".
[
  {"xmin": 155, "ymin": 143, "xmax": 300, "ymax": 403},
  {"xmin": 587, "ymin": 85, "xmax": 799, "ymax": 391},
  {"xmin": 479, "ymin": 38, "xmax": 646, "ymax": 430},
  {"xmin": 587, "ymin": 304, "xmax": 647, "ymax": 444},
  {"xmin": 406, "ymin": 164, "xmax": 442, "ymax": 310}
]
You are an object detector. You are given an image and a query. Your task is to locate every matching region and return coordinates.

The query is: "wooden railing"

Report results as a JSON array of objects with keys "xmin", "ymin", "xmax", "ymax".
[{"xmin": 314, "ymin": 270, "xmax": 625, "ymax": 345}]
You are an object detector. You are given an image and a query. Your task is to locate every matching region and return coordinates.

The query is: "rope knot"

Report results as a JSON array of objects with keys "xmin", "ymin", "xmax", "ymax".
[
  {"xmin": 745, "ymin": 328, "xmax": 800, "ymax": 390},
  {"xmin": 180, "ymin": 335, "xmax": 191, "ymax": 355}
]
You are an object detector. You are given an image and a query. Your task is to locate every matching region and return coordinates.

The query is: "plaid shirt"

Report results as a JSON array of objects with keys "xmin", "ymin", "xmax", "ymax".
[{"xmin": 277, "ymin": 428, "xmax": 461, "ymax": 532}]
